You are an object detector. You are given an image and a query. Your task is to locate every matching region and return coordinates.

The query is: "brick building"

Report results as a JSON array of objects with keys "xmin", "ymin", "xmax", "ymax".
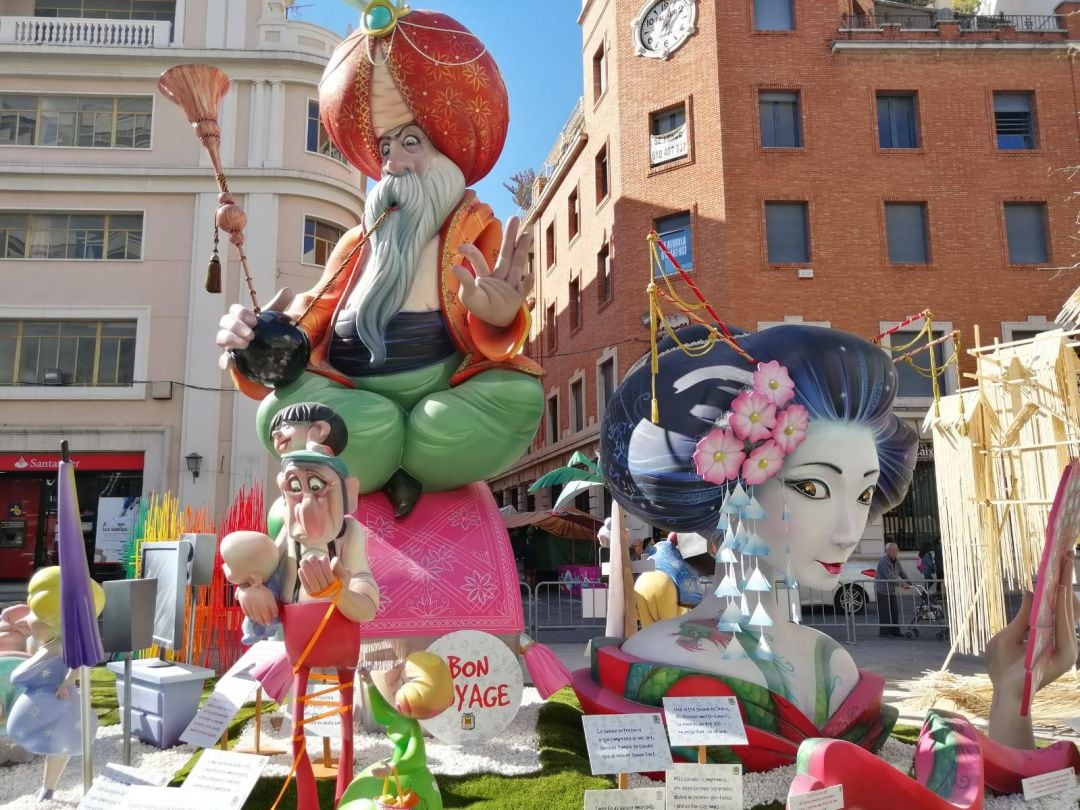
[{"xmin": 490, "ymin": 0, "xmax": 1080, "ymax": 558}]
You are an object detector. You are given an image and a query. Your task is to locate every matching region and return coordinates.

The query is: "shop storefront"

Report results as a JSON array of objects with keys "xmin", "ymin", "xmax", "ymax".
[{"xmin": 0, "ymin": 451, "xmax": 144, "ymax": 582}]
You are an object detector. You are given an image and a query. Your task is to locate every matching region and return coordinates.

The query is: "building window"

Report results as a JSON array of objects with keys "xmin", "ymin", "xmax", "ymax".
[
  {"xmin": 547, "ymin": 392, "xmax": 560, "ymax": 444},
  {"xmin": 302, "ymin": 217, "xmax": 344, "ymax": 266},
  {"xmin": 597, "ymin": 242, "xmax": 612, "ymax": 303},
  {"xmin": 1003, "ymin": 203, "xmax": 1048, "ymax": 264},
  {"xmin": 894, "ymin": 328, "xmax": 949, "ymax": 400},
  {"xmin": 654, "ymin": 212, "xmax": 692, "ymax": 276},
  {"xmin": 885, "ymin": 202, "xmax": 929, "ymax": 264},
  {"xmin": 595, "ymin": 145, "xmax": 609, "ymax": 204},
  {"xmin": 34, "ymin": 0, "xmax": 176, "ymax": 22},
  {"xmin": 592, "ymin": 42, "xmax": 607, "ymax": 102},
  {"xmin": 306, "ymin": 100, "xmax": 346, "ymax": 164},
  {"xmin": 546, "ymin": 302, "xmax": 557, "ymax": 350},
  {"xmin": 0, "ymin": 319, "xmax": 136, "ymax": 386},
  {"xmin": 571, "ymin": 379, "xmax": 584, "ymax": 432},
  {"xmin": 568, "ymin": 188, "xmax": 579, "ymax": 241},
  {"xmin": 876, "ymin": 93, "xmax": 919, "ymax": 149},
  {"xmin": 545, "ymin": 221, "xmax": 556, "ymax": 269},
  {"xmin": 764, "ymin": 202, "xmax": 809, "ymax": 264},
  {"xmin": 569, "ymin": 276, "xmax": 582, "ymax": 330},
  {"xmin": 650, "ymin": 104, "xmax": 688, "ymax": 166},
  {"xmin": 994, "ymin": 92, "xmax": 1035, "ymax": 150},
  {"xmin": 0, "ymin": 94, "xmax": 152, "ymax": 148},
  {"xmin": 598, "ymin": 356, "xmax": 615, "ymax": 420},
  {"xmin": 0, "ymin": 212, "xmax": 142, "ymax": 260},
  {"xmin": 753, "ymin": 0, "xmax": 794, "ymax": 30},
  {"xmin": 759, "ymin": 91, "xmax": 801, "ymax": 148}
]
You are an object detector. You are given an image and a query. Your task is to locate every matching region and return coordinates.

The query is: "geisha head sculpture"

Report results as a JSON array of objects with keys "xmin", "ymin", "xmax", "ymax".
[{"xmin": 601, "ymin": 324, "xmax": 918, "ymax": 640}]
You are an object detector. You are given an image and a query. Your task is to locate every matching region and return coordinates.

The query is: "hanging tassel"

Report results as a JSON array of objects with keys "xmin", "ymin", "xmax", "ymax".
[
  {"xmin": 755, "ymin": 633, "xmax": 774, "ymax": 661},
  {"xmin": 520, "ymin": 633, "xmax": 572, "ymax": 699},
  {"xmin": 206, "ymin": 226, "xmax": 222, "ymax": 293},
  {"xmin": 206, "ymin": 248, "xmax": 222, "ymax": 293}
]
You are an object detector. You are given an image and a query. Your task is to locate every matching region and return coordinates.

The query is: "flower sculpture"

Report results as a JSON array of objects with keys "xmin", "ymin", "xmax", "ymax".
[
  {"xmin": 693, "ymin": 361, "xmax": 808, "ymax": 487},
  {"xmin": 691, "ymin": 359, "xmax": 809, "ymax": 656}
]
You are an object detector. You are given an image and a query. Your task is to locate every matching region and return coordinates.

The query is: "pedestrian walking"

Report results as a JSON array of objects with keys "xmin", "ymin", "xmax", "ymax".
[
  {"xmin": 875, "ymin": 542, "xmax": 911, "ymax": 637},
  {"xmin": 917, "ymin": 541, "xmax": 937, "ymax": 593}
]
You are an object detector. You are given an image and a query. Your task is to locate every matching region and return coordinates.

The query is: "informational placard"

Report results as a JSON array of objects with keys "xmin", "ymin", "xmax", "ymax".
[
  {"xmin": 296, "ymin": 679, "xmax": 342, "ymax": 738},
  {"xmin": 421, "ymin": 629, "xmax": 524, "ymax": 744},
  {"xmin": 666, "ymin": 763, "xmax": 742, "ymax": 810},
  {"xmin": 78, "ymin": 763, "xmax": 169, "ymax": 810},
  {"xmin": 123, "ymin": 787, "xmax": 219, "ymax": 810},
  {"xmin": 1021, "ymin": 767, "xmax": 1078, "ymax": 800},
  {"xmin": 94, "ymin": 496, "xmax": 139, "ymax": 563},
  {"xmin": 583, "ymin": 787, "xmax": 666, "ymax": 810},
  {"xmin": 219, "ymin": 640, "xmax": 287, "ymax": 705},
  {"xmin": 581, "ymin": 713, "xmax": 674, "ymax": 776},
  {"xmin": 787, "ymin": 784, "xmax": 844, "ymax": 810},
  {"xmin": 180, "ymin": 641, "xmax": 286, "ymax": 748},
  {"xmin": 662, "ymin": 696, "xmax": 748, "ymax": 747},
  {"xmin": 181, "ymin": 749, "xmax": 268, "ymax": 810},
  {"xmin": 180, "ymin": 690, "xmax": 244, "ymax": 749}
]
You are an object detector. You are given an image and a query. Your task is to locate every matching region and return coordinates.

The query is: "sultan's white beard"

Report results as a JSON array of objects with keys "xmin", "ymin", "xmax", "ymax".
[{"xmin": 345, "ymin": 155, "xmax": 466, "ymax": 366}]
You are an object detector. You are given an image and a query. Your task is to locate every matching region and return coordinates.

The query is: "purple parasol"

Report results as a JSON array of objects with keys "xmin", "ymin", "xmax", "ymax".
[{"xmin": 57, "ymin": 441, "xmax": 105, "ymax": 668}]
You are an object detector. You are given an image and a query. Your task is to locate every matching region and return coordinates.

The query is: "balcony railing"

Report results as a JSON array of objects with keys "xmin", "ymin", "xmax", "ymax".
[
  {"xmin": 0, "ymin": 17, "xmax": 172, "ymax": 48},
  {"xmin": 841, "ymin": 12, "xmax": 1064, "ymax": 32}
]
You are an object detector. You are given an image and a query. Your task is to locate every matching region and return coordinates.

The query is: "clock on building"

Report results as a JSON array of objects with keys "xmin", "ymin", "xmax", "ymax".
[{"xmin": 631, "ymin": 0, "xmax": 697, "ymax": 60}]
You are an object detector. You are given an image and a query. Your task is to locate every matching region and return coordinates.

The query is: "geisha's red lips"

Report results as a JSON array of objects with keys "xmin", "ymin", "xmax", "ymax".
[{"xmin": 817, "ymin": 561, "xmax": 842, "ymax": 575}]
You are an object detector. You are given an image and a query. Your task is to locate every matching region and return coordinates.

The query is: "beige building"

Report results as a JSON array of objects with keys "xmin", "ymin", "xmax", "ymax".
[{"xmin": 0, "ymin": 0, "xmax": 365, "ymax": 583}]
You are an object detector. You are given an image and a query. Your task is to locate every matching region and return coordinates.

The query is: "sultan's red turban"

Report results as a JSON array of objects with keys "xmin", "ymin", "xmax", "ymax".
[{"xmin": 319, "ymin": 8, "xmax": 509, "ymax": 186}]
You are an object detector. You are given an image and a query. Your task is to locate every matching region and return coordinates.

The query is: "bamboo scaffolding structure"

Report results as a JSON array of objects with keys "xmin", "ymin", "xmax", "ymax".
[{"xmin": 926, "ymin": 328, "xmax": 1080, "ymax": 655}]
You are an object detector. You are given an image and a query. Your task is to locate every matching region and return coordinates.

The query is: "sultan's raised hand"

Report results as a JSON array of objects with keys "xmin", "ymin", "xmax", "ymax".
[{"xmin": 451, "ymin": 216, "xmax": 534, "ymax": 327}]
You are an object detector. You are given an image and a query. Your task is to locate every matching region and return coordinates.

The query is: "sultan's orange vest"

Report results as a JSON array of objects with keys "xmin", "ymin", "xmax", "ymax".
[{"xmin": 232, "ymin": 192, "xmax": 542, "ymax": 401}]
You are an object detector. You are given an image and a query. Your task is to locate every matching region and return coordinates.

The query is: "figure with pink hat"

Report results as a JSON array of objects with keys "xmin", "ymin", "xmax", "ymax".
[{"xmin": 216, "ymin": 0, "xmax": 543, "ymax": 519}]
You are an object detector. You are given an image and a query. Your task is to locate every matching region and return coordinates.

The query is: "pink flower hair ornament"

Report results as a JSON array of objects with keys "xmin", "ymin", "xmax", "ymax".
[{"xmin": 692, "ymin": 360, "xmax": 805, "ymax": 488}]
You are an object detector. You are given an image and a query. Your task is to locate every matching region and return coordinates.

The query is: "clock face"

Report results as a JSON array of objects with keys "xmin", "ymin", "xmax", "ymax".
[{"xmin": 634, "ymin": 0, "xmax": 696, "ymax": 60}]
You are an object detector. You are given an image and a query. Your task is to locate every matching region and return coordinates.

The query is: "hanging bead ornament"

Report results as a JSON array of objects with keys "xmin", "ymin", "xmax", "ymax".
[{"xmin": 692, "ymin": 359, "xmax": 809, "ymax": 652}]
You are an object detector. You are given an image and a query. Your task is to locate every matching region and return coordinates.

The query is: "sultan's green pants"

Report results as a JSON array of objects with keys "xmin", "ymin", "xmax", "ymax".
[{"xmin": 255, "ymin": 355, "xmax": 543, "ymax": 492}]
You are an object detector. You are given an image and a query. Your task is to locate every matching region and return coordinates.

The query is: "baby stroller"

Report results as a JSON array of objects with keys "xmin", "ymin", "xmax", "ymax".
[{"xmin": 904, "ymin": 584, "xmax": 948, "ymax": 640}]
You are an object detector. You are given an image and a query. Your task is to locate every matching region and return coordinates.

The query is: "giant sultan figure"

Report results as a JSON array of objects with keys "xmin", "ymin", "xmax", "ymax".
[{"xmin": 217, "ymin": 3, "xmax": 543, "ymax": 517}]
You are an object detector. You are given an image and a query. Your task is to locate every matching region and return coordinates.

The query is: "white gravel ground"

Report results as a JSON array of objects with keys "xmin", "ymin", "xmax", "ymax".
[{"xmin": 0, "ymin": 689, "xmax": 1076, "ymax": 809}]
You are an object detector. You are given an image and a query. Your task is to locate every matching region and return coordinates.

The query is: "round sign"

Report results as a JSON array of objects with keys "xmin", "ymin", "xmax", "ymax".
[{"xmin": 420, "ymin": 630, "xmax": 523, "ymax": 744}]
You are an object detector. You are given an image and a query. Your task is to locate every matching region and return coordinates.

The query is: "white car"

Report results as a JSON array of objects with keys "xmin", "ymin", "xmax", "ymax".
[{"xmin": 798, "ymin": 562, "xmax": 879, "ymax": 614}]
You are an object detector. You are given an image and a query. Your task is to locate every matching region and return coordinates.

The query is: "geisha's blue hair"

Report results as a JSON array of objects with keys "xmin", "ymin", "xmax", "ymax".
[{"xmin": 600, "ymin": 324, "xmax": 918, "ymax": 534}]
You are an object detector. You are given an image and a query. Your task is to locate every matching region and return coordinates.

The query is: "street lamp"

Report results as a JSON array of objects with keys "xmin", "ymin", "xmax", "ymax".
[{"xmin": 184, "ymin": 452, "xmax": 203, "ymax": 480}]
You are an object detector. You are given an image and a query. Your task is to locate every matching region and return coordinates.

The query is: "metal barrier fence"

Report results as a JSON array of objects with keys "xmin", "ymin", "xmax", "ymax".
[
  {"xmin": 786, "ymin": 577, "xmax": 949, "ymax": 645},
  {"xmin": 530, "ymin": 579, "xmax": 608, "ymax": 641},
  {"xmin": 523, "ymin": 576, "xmax": 950, "ymax": 645}
]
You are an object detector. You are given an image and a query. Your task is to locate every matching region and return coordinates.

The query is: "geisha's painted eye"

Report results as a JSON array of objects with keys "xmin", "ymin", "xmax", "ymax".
[
  {"xmin": 788, "ymin": 479, "xmax": 829, "ymax": 500},
  {"xmin": 857, "ymin": 485, "xmax": 875, "ymax": 506}
]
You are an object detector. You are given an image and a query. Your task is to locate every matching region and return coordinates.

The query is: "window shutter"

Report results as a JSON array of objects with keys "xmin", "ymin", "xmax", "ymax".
[
  {"xmin": 1004, "ymin": 203, "xmax": 1047, "ymax": 263},
  {"xmin": 885, "ymin": 203, "xmax": 928, "ymax": 264},
  {"xmin": 765, "ymin": 203, "xmax": 809, "ymax": 263}
]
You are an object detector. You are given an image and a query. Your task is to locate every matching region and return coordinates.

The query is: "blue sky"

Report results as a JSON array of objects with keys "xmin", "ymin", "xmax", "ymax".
[{"xmin": 298, "ymin": 1, "xmax": 584, "ymax": 221}]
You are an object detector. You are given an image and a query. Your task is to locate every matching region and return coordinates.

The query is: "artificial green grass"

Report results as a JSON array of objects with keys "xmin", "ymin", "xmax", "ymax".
[{"xmin": 233, "ymin": 687, "xmax": 614, "ymax": 809}]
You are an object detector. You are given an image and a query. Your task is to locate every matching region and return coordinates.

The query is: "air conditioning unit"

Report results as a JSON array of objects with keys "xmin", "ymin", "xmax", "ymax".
[{"xmin": 797, "ymin": 268, "xmax": 814, "ymax": 279}]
